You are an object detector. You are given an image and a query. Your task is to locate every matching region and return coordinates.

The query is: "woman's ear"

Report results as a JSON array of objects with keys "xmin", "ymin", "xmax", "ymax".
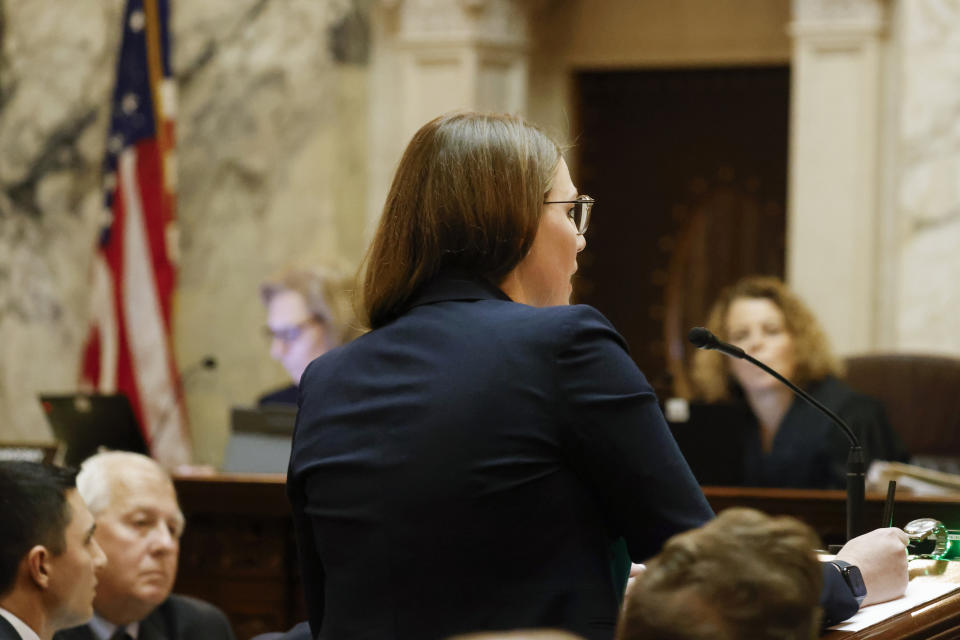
[{"xmin": 25, "ymin": 545, "xmax": 52, "ymax": 589}]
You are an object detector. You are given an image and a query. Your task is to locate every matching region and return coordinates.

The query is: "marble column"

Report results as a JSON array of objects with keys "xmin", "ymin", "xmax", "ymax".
[{"xmin": 787, "ymin": 0, "xmax": 889, "ymax": 354}]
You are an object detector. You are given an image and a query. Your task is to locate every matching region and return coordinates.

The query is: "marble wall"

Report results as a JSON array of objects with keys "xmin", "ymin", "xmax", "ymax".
[
  {"xmin": 0, "ymin": 0, "xmax": 371, "ymax": 464},
  {"xmin": 1, "ymin": 1, "xmax": 125, "ymax": 448},
  {"xmin": 3, "ymin": 0, "xmax": 959, "ymax": 465},
  {"xmin": 893, "ymin": 0, "xmax": 960, "ymax": 354}
]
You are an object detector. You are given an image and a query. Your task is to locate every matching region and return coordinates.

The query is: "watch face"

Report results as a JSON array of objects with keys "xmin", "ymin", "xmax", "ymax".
[{"xmin": 843, "ymin": 564, "xmax": 867, "ymax": 599}]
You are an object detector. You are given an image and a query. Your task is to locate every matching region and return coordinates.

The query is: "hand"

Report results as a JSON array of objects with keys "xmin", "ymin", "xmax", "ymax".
[
  {"xmin": 836, "ymin": 527, "xmax": 909, "ymax": 607},
  {"xmin": 624, "ymin": 563, "xmax": 646, "ymax": 598}
]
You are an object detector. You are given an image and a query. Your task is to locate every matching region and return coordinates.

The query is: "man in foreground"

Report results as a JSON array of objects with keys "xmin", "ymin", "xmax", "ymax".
[{"xmin": 618, "ymin": 508, "xmax": 909, "ymax": 639}]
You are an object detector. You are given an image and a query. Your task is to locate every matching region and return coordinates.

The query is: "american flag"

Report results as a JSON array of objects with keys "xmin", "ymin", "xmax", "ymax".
[{"xmin": 81, "ymin": 0, "xmax": 190, "ymax": 467}]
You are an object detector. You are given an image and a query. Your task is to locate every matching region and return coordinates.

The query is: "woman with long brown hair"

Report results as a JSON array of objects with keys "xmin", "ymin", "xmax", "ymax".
[{"xmin": 287, "ymin": 112, "xmax": 713, "ymax": 640}]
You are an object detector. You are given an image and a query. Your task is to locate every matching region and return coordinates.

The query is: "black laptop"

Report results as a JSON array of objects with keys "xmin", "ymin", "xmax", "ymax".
[
  {"xmin": 664, "ymin": 398, "xmax": 751, "ymax": 486},
  {"xmin": 38, "ymin": 394, "xmax": 149, "ymax": 467}
]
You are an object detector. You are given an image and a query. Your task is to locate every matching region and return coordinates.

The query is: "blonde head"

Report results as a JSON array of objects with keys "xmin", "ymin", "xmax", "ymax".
[
  {"xmin": 260, "ymin": 266, "xmax": 362, "ymax": 347},
  {"xmin": 618, "ymin": 508, "xmax": 822, "ymax": 640},
  {"xmin": 690, "ymin": 276, "xmax": 842, "ymax": 401}
]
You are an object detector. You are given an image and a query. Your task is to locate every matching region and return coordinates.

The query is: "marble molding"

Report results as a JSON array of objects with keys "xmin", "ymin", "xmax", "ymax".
[
  {"xmin": 0, "ymin": 0, "xmax": 372, "ymax": 465},
  {"xmin": 392, "ymin": 0, "xmax": 528, "ymax": 46},
  {"xmin": 790, "ymin": 0, "xmax": 886, "ymax": 30}
]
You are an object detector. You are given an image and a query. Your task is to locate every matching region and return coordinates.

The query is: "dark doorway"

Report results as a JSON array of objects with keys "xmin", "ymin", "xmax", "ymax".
[{"xmin": 573, "ymin": 66, "xmax": 790, "ymax": 399}]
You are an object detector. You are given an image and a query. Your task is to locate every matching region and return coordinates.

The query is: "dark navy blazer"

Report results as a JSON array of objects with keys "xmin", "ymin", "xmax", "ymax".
[
  {"xmin": 740, "ymin": 376, "xmax": 908, "ymax": 489},
  {"xmin": 54, "ymin": 595, "xmax": 235, "ymax": 640},
  {"xmin": 288, "ymin": 274, "xmax": 713, "ymax": 640},
  {"xmin": 0, "ymin": 614, "xmax": 24, "ymax": 640}
]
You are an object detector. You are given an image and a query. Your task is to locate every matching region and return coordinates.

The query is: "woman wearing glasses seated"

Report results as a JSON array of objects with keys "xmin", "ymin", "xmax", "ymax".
[
  {"xmin": 690, "ymin": 276, "xmax": 907, "ymax": 489},
  {"xmin": 287, "ymin": 111, "xmax": 713, "ymax": 640}
]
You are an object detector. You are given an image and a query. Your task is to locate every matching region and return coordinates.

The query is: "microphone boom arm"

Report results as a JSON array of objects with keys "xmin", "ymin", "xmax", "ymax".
[
  {"xmin": 741, "ymin": 354, "xmax": 865, "ymax": 541},
  {"xmin": 741, "ymin": 352, "xmax": 860, "ymax": 449},
  {"xmin": 688, "ymin": 327, "xmax": 866, "ymax": 540}
]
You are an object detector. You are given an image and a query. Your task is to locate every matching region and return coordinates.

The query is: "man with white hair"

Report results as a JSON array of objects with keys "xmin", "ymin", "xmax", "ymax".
[{"xmin": 54, "ymin": 452, "xmax": 234, "ymax": 640}]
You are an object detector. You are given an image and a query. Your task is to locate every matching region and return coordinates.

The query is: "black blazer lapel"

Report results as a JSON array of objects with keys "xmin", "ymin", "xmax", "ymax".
[
  {"xmin": 137, "ymin": 615, "xmax": 169, "ymax": 640},
  {"xmin": 0, "ymin": 615, "xmax": 23, "ymax": 640},
  {"xmin": 51, "ymin": 623, "xmax": 97, "ymax": 640}
]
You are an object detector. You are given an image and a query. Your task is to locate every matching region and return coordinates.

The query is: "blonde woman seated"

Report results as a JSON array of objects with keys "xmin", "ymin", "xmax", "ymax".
[{"xmin": 691, "ymin": 276, "xmax": 906, "ymax": 489}]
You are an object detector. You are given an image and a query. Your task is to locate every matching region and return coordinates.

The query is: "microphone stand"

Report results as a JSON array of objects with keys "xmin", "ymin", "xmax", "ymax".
[
  {"xmin": 738, "ymin": 352, "xmax": 865, "ymax": 542},
  {"xmin": 688, "ymin": 328, "xmax": 865, "ymax": 541}
]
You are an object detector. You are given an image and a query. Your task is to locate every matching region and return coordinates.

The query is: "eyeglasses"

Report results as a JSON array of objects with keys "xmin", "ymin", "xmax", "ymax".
[
  {"xmin": 264, "ymin": 319, "xmax": 317, "ymax": 343},
  {"xmin": 543, "ymin": 195, "xmax": 594, "ymax": 235}
]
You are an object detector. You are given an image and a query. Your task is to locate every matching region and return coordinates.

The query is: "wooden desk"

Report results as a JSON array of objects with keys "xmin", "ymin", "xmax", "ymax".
[
  {"xmin": 171, "ymin": 476, "xmax": 960, "ymax": 639},
  {"xmin": 704, "ymin": 487, "xmax": 960, "ymax": 638},
  {"xmin": 173, "ymin": 473, "xmax": 305, "ymax": 640},
  {"xmin": 820, "ymin": 589, "xmax": 960, "ymax": 639},
  {"xmin": 822, "ymin": 560, "xmax": 960, "ymax": 639}
]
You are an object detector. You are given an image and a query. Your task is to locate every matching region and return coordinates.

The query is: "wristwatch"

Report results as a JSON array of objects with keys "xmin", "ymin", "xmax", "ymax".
[{"xmin": 830, "ymin": 559, "xmax": 867, "ymax": 606}]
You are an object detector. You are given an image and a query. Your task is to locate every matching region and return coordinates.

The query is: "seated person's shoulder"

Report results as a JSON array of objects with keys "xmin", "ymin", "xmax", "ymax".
[
  {"xmin": 815, "ymin": 376, "xmax": 880, "ymax": 412},
  {"xmin": 52, "ymin": 625, "xmax": 90, "ymax": 640},
  {"xmin": 161, "ymin": 594, "xmax": 235, "ymax": 640},
  {"xmin": 257, "ymin": 384, "xmax": 299, "ymax": 407},
  {"xmin": 53, "ymin": 596, "xmax": 235, "ymax": 640},
  {"xmin": 815, "ymin": 376, "xmax": 907, "ymax": 460}
]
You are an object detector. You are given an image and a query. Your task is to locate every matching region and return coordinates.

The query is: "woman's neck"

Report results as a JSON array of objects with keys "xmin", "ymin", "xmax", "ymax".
[{"xmin": 743, "ymin": 385, "xmax": 794, "ymax": 452}]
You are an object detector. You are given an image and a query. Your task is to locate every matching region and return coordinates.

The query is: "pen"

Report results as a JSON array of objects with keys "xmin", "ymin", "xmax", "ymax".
[{"xmin": 882, "ymin": 479, "xmax": 897, "ymax": 528}]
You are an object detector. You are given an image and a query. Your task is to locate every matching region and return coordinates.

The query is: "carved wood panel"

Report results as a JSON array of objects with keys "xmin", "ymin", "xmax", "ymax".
[{"xmin": 573, "ymin": 66, "xmax": 789, "ymax": 399}]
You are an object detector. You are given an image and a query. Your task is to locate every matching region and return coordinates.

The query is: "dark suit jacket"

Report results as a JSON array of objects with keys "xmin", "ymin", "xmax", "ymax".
[
  {"xmin": 0, "ymin": 615, "xmax": 24, "ymax": 640},
  {"xmin": 53, "ymin": 594, "xmax": 235, "ymax": 640},
  {"xmin": 258, "ymin": 384, "xmax": 299, "ymax": 407},
  {"xmin": 250, "ymin": 621, "xmax": 312, "ymax": 640},
  {"xmin": 289, "ymin": 274, "xmax": 714, "ymax": 640},
  {"xmin": 820, "ymin": 564, "xmax": 860, "ymax": 628}
]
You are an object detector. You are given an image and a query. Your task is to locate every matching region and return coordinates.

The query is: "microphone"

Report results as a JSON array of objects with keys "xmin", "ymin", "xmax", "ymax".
[
  {"xmin": 147, "ymin": 356, "xmax": 219, "ymax": 464},
  {"xmin": 688, "ymin": 327, "xmax": 865, "ymax": 541},
  {"xmin": 687, "ymin": 327, "xmax": 746, "ymax": 359},
  {"xmin": 180, "ymin": 355, "xmax": 218, "ymax": 387}
]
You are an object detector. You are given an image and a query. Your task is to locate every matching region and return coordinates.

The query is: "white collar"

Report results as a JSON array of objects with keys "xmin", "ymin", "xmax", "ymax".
[
  {"xmin": 0, "ymin": 607, "xmax": 41, "ymax": 640},
  {"xmin": 87, "ymin": 612, "xmax": 139, "ymax": 640}
]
